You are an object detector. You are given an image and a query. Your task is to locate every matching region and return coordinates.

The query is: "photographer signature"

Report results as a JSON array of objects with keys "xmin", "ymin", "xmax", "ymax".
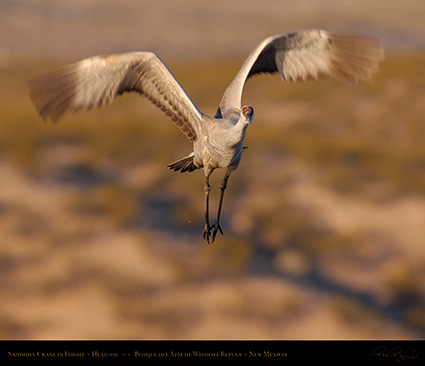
[{"xmin": 370, "ymin": 346, "xmax": 420, "ymax": 363}]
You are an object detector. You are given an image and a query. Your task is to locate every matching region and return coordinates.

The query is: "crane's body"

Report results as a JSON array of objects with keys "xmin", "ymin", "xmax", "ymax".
[
  {"xmin": 167, "ymin": 106, "xmax": 253, "ymax": 241},
  {"xmin": 28, "ymin": 29, "xmax": 384, "ymax": 243},
  {"xmin": 170, "ymin": 108, "xmax": 252, "ymax": 174}
]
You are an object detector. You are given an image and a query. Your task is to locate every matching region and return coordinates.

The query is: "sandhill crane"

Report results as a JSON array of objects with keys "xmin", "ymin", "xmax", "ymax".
[{"xmin": 28, "ymin": 29, "xmax": 384, "ymax": 243}]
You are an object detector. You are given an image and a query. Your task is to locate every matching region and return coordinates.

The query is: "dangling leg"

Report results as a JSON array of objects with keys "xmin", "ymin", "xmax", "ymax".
[
  {"xmin": 212, "ymin": 169, "xmax": 231, "ymax": 243},
  {"xmin": 203, "ymin": 170, "xmax": 213, "ymax": 243}
]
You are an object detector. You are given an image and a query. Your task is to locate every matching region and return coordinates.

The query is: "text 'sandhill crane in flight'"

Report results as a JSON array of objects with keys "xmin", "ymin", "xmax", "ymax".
[{"xmin": 28, "ymin": 30, "xmax": 384, "ymax": 243}]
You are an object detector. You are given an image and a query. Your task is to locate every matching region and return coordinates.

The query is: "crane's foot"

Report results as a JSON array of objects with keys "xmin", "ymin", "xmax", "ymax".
[
  {"xmin": 203, "ymin": 223, "xmax": 212, "ymax": 244},
  {"xmin": 211, "ymin": 221, "xmax": 224, "ymax": 243},
  {"xmin": 203, "ymin": 222, "xmax": 224, "ymax": 243}
]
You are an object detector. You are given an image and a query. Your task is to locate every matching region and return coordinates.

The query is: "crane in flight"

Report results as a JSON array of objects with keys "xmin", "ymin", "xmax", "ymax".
[{"xmin": 28, "ymin": 29, "xmax": 384, "ymax": 243}]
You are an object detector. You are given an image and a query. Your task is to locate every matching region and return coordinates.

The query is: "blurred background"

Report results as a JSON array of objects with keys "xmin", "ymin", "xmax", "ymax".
[{"xmin": 1, "ymin": 0, "xmax": 425, "ymax": 339}]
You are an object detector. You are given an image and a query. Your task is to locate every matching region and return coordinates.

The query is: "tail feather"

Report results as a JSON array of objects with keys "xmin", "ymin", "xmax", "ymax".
[{"xmin": 167, "ymin": 155, "xmax": 199, "ymax": 173}]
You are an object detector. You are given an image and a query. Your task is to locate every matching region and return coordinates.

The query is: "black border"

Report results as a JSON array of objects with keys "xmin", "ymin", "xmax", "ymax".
[{"xmin": 2, "ymin": 340, "xmax": 424, "ymax": 364}]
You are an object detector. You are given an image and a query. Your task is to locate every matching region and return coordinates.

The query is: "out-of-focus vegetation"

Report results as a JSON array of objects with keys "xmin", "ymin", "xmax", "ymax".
[{"xmin": 1, "ymin": 54, "xmax": 425, "ymax": 339}]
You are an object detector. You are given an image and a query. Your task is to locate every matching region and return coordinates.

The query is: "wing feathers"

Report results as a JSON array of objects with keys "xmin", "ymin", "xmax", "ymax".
[
  {"xmin": 29, "ymin": 30, "xmax": 384, "ymax": 136},
  {"xmin": 220, "ymin": 29, "xmax": 384, "ymax": 115},
  {"xmin": 28, "ymin": 52, "xmax": 202, "ymax": 141},
  {"xmin": 278, "ymin": 30, "xmax": 384, "ymax": 84}
]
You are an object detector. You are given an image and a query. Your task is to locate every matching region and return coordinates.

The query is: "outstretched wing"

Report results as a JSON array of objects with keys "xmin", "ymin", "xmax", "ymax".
[
  {"xmin": 219, "ymin": 29, "xmax": 384, "ymax": 117},
  {"xmin": 28, "ymin": 52, "xmax": 203, "ymax": 141}
]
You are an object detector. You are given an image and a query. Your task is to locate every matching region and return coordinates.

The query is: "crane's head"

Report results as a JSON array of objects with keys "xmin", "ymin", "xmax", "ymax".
[{"xmin": 242, "ymin": 105, "xmax": 254, "ymax": 123}]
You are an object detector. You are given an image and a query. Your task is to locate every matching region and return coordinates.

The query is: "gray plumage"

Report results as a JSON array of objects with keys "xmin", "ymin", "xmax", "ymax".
[{"xmin": 28, "ymin": 29, "xmax": 384, "ymax": 243}]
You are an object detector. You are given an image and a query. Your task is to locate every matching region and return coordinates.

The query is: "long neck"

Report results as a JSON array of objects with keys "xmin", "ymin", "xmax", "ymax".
[{"xmin": 218, "ymin": 36, "xmax": 273, "ymax": 117}]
